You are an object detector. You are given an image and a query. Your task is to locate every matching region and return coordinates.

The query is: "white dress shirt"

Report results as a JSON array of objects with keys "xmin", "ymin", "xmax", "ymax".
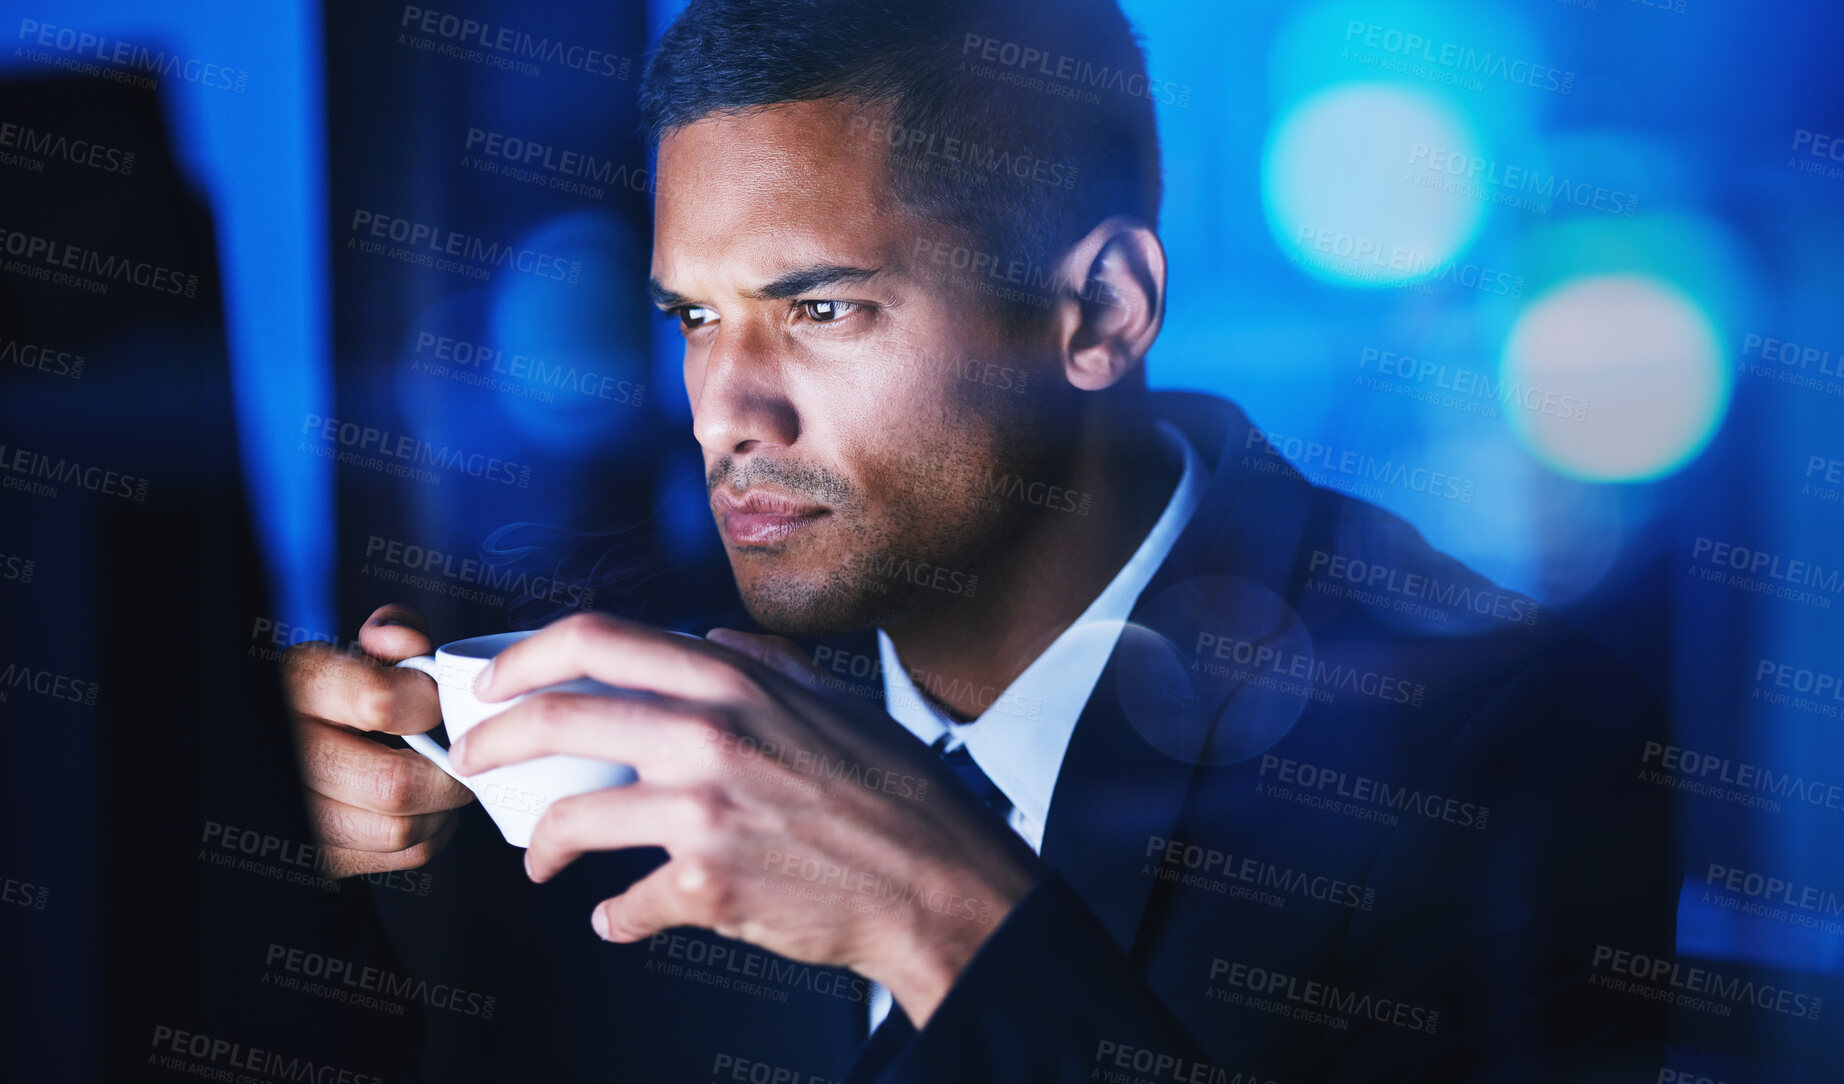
[{"xmin": 865, "ymin": 419, "xmax": 1208, "ymax": 1032}]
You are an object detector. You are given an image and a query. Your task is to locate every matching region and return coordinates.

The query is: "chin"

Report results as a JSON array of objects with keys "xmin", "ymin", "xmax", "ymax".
[{"xmin": 734, "ymin": 571, "xmax": 897, "ymax": 639}]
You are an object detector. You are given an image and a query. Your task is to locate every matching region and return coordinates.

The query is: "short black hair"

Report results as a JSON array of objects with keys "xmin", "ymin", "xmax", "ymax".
[{"xmin": 640, "ymin": 0, "xmax": 1163, "ymax": 306}]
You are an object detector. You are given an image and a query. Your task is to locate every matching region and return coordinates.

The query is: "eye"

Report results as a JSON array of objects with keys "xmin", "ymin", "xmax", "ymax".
[
  {"xmin": 797, "ymin": 300, "xmax": 858, "ymax": 323},
  {"xmin": 673, "ymin": 305, "xmax": 718, "ymax": 332}
]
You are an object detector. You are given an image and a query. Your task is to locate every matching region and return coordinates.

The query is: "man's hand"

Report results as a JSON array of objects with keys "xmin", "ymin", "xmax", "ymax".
[
  {"xmin": 449, "ymin": 612, "xmax": 1043, "ymax": 1026},
  {"xmin": 281, "ymin": 605, "xmax": 475, "ymax": 878}
]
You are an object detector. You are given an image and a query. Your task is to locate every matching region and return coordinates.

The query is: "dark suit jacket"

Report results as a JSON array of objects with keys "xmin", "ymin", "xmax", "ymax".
[{"xmin": 397, "ymin": 391, "xmax": 1677, "ymax": 1083}]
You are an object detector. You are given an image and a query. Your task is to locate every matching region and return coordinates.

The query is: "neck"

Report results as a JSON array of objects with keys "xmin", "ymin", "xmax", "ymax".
[{"xmin": 882, "ymin": 402, "xmax": 1180, "ymax": 720}]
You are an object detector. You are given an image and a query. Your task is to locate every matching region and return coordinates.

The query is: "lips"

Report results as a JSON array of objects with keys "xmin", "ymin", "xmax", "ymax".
[{"xmin": 711, "ymin": 487, "xmax": 829, "ymax": 547}]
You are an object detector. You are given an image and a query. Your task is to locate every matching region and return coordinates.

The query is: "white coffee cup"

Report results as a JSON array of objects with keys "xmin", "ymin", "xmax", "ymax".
[{"xmin": 396, "ymin": 630, "xmax": 640, "ymax": 848}]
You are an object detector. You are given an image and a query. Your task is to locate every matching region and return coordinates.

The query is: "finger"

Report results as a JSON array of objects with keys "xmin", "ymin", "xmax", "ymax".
[
  {"xmin": 524, "ymin": 783, "xmax": 708, "ymax": 882},
  {"xmin": 297, "ymin": 718, "xmax": 475, "ymax": 816},
  {"xmin": 357, "ymin": 604, "xmax": 433, "ymax": 663},
  {"xmin": 320, "ymin": 816, "xmax": 460, "ymax": 879},
  {"xmin": 592, "ymin": 857, "xmax": 719, "ymax": 943},
  {"xmin": 476, "ymin": 612, "xmax": 741, "ymax": 704},
  {"xmin": 704, "ymin": 628, "xmax": 824, "ymax": 692},
  {"xmin": 451, "ymin": 691, "xmax": 705, "ymax": 777},
  {"xmin": 283, "ymin": 640, "xmax": 441, "ymax": 735},
  {"xmin": 305, "ymin": 789, "xmax": 456, "ymax": 853}
]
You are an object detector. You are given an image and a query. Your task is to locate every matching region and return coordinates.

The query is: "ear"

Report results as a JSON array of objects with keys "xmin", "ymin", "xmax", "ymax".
[{"xmin": 1051, "ymin": 216, "xmax": 1167, "ymax": 392}]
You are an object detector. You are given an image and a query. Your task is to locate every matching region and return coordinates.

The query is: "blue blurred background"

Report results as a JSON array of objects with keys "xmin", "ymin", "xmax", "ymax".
[{"xmin": 3, "ymin": 0, "xmax": 1840, "ymax": 1073}]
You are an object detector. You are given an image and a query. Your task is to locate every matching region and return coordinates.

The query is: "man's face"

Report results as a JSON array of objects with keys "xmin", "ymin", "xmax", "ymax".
[{"xmin": 651, "ymin": 98, "xmax": 1068, "ymax": 636}]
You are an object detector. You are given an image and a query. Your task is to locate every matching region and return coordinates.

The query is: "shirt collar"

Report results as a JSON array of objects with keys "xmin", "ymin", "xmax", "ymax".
[{"xmin": 877, "ymin": 420, "xmax": 1209, "ymax": 849}]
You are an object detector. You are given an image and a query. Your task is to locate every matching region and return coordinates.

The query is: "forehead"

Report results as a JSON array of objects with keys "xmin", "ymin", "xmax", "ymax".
[{"xmin": 651, "ymin": 99, "xmax": 919, "ymax": 278}]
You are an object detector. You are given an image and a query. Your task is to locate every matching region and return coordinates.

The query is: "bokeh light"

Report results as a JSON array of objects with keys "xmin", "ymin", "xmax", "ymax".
[
  {"xmin": 1500, "ymin": 274, "xmax": 1728, "ymax": 482},
  {"xmin": 489, "ymin": 209, "xmax": 649, "ymax": 451},
  {"xmin": 1262, "ymin": 82, "xmax": 1487, "ymax": 287}
]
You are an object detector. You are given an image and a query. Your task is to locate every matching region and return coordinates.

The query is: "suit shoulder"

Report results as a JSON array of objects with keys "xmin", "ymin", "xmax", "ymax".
[
  {"xmin": 1289, "ymin": 482, "xmax": 1565, "ymax": 652},
  {"xmin": 1278, "ymin": 482, "xmax": 1660, "ymax": 747}
]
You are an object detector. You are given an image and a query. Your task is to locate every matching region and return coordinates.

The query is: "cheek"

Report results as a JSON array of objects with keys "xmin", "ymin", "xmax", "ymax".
[
  {"xmin": 797, "ymin": 367, "xmax": 945, "ymax": 463},
  {"xmin": 680, "ymin": 343, "xmax": 706, "ymax": 409},
  {"xmin": 859, "ymin": 425, "xmax": 1008, "ymax": 525}
]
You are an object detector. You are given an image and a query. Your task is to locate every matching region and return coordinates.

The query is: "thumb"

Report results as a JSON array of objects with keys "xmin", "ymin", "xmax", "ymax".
[{"xmin": 704, "ymin": 628, "xmax": 824, "ymax": 691}]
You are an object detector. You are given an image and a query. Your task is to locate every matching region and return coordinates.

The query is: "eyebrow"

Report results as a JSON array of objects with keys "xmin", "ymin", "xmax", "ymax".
[
  {"xmin": 746, "ymin": 264, "xmax": 883, "ymax": 300},
  {"xmin": 648, "ymin": 264, "xmax": 885, "ymax": 309},
  {"xmin": 647, "ymin": 278, "xmax": 688, "ymax": 309}
]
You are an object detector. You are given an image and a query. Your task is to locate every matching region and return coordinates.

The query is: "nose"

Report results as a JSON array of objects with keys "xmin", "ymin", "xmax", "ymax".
[{"xmin": 687, "ymin": 321, "xmax": 800, "ymax": 457}]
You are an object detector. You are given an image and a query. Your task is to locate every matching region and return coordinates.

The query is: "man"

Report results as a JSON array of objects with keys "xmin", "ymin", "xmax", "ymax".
[{"xmin": 283, "ymin": 1, "xmax": 1677, "ymax": 1079}]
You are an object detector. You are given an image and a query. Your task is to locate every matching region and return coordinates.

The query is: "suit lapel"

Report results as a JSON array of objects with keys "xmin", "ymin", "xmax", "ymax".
[
  {"xmin": 1040, "ymin": 394, "xmax": 1320, "ymax": 955},
  {"xmin": 1038, "ymin": 649, "xmax": 1207, "ymax": 952}
]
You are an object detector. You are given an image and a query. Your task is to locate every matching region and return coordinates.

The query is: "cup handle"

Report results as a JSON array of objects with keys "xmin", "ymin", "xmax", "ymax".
[{"xmin": 394, "ymin": 655, "xmax": 468, "ymax": 784}]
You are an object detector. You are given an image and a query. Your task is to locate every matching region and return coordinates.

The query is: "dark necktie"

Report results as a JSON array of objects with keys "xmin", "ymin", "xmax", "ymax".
[{"xmin": 931, "ymin": 733, "xmax": 1013, "ymax": 817}]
